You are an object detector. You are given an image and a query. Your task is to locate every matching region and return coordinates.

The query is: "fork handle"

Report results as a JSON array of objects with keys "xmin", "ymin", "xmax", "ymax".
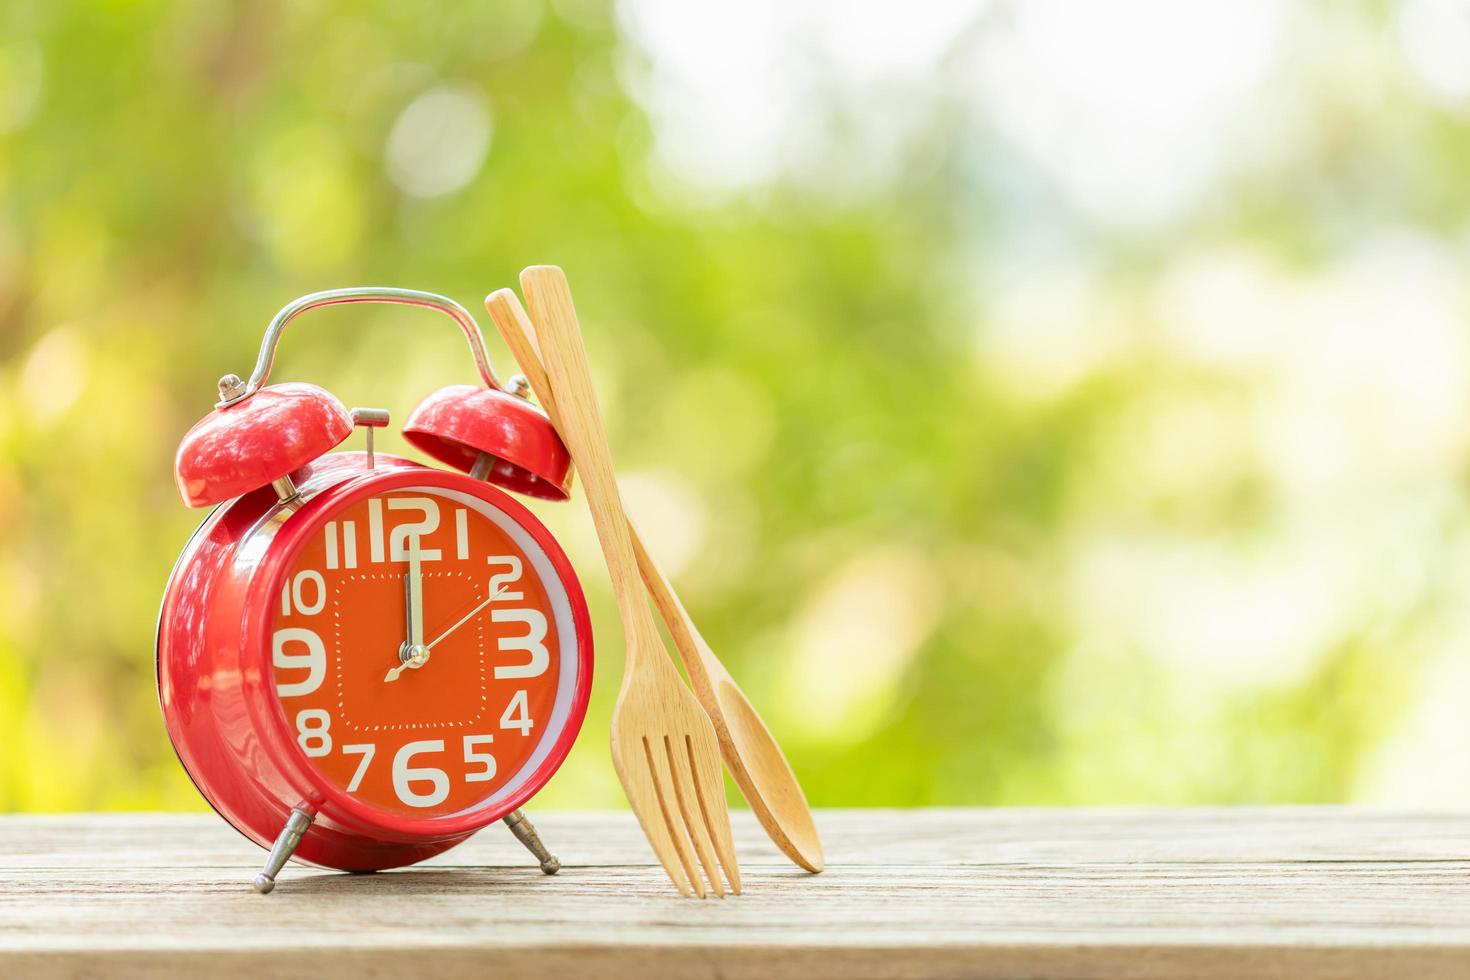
[
  {"xmin": 486, "ymin": 287, "xmax": 719, "ymax": 699},
  {"xmin": 520, "ymin": 267, "xmax": 664, "ymax": 667}
]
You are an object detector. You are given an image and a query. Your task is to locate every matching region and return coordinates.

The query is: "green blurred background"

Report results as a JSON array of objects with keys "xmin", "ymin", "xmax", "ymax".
[{"xmin": 4, "ymin": 0, "xmax": 1470, "ymax": 812}]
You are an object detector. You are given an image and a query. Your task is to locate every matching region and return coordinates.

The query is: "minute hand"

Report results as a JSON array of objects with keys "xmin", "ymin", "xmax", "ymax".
[
  {"xmin": 425, "ymin": 587, "xmax": 507, "ymax": 651},
  {"xmin": 405, "ymin": 538, "xmax": 425, "ymax": 648}
]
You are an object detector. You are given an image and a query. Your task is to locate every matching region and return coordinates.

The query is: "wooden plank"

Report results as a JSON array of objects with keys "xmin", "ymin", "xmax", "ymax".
[
  {"xmin": 8, "ymin": 807, "xmax": 1470, "ymax": 867},
  {"xmin": 3, "ymin": 808, "xmax": 1469, "ymax": 979}
]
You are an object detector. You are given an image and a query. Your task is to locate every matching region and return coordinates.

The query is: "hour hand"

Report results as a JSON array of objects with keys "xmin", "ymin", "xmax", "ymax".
[
  {"xmin": 405, "ymin": 537, "xmax": 425, "ymax": 648},
  {"xmin": 389, "ymin": 538, "xmax": 429, "ymax": 682}
]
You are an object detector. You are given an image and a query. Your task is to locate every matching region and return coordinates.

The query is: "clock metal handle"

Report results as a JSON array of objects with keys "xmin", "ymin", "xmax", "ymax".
[{"xmin": 219, "ymin": 287, "xmax": 504, "ymax": 406}]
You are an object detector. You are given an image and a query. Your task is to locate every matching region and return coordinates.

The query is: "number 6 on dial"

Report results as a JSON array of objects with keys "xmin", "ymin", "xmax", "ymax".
[{"xmin": 393, "ymin": 740, "xmax": 450, "ymax": 808}]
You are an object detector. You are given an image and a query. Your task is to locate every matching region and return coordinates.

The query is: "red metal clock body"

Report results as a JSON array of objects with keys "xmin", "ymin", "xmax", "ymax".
[{"xmin": 158, "ymin": 288, "xmax": 590, "ymax": 889}]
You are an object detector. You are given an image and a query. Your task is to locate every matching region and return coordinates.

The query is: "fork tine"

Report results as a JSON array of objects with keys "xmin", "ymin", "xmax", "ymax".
[
  {"xmin": 613, "ymin": 737, "xmax": 694, "ymax": 897},
  {"xmin": 663, "ymin": 735, "xmax": 725, "ymax": 898},
  {"xmin": 641, "ymin": 736, "xmax": 706, "ymax": 898},
  {"xmin": 685, "ymin": 732, "xmax": 741, "ymax": 895}
]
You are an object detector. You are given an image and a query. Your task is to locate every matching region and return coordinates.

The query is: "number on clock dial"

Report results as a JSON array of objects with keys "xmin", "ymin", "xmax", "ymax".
[{"xmin": 271, "ymin": 489, "xmax": 563, "ymax": 817}]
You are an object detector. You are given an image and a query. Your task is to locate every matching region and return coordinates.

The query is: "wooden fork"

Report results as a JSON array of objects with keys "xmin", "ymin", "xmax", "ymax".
[
  {"xmin": 486, "ymin": 287, "xmax": 822, "ymax": 874},
  {"xmin": 520, "ymin": 265, "xmax": 739, "ymax": 899}
]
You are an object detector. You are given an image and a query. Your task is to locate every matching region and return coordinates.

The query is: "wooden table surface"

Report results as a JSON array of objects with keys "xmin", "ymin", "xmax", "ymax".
[{"xmin": 5, "ymin": 807, "xmax": 1470, "ymax": 979}]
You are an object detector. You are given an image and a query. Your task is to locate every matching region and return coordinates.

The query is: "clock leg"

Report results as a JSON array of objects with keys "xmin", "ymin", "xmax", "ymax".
[
  {"xmin": 503, "ymin": 808, "xmax": 561, "ymax": 875},
  {"xmin": 252, "ymin": 805, "xmax": 315, "ymax": 894}
]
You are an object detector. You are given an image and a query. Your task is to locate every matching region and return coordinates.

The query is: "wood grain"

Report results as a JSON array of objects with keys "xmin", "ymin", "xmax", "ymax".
[{"xmin": 5, "ymin": 808, "xmax": 1470, "ymax": 979}]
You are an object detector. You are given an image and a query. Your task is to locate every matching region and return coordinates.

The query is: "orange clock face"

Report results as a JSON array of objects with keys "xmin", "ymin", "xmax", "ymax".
[{"xmin": 270, "ymin": 485, "xmax": 579, "ymax": 819}]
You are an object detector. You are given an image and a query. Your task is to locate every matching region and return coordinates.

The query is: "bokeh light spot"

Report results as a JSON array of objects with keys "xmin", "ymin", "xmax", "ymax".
[
  {"xmin": 0, "ymin": 41, "xmax": 44, "ymax": 133},
  {"xmin": 385, "ymin": 85, "xmax": 493, "ymax": 198},
  {"xmin": 20, "ymin": 326, "xmax": 89, "ymax": 426},
  {"xmin": 620, "ymin": 469, "xmax": 708, "ymax": 579},
  {"xmin": 781, "ymin": 547, "xmax": 942, "ymax": 744}
]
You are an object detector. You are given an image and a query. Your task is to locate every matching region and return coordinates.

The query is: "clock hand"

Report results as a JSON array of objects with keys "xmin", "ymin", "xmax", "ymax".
[
  {"xmin": 427, "ymin": 586, "xmax": 507, "ymax": 650},
  {"xmin": 406, "ymin": 537, "xmax": 425, "ymax": 648},
  {"xmin": 386, "ymin": 539, "xmax": 430, "ymax": 684},
  {"xmin": 383, "ymin": 582, "xmax": 507, "ymax": 683}
]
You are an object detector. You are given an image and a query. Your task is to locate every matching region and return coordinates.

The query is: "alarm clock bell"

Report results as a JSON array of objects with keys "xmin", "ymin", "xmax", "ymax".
[{"xmin": 404, "ymin": 383, "xmax": 573, "ymax": 500}]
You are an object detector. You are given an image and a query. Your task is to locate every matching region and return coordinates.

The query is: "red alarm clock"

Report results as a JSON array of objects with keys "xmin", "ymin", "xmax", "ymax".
[{"xmin": 157, "ymin": 288, "xmax": 593, "ymax": 892}]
